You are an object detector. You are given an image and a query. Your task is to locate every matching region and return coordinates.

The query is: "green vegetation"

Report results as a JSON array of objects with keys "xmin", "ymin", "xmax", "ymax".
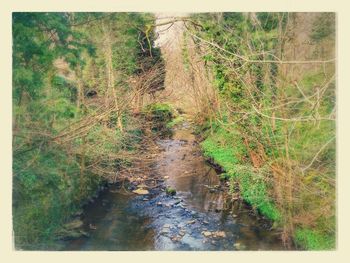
[
  {"xmin": 201, "ymin": 126, "xmax": 280, "ymax": 221},
  {"xmin": 165, "ymin": 187, "xmax": 177, "ymax": 196},
  {"xmin": 295, "ymin": 228, "xmax": 336, "ymax": 250},
  {"xmin": 166, "ymin": 116, "xmax": 185, "ymax": 128},
  {"xmin": 188, "ymin": 13, "xmax": 336, "ymax": 249},
  {"xmin": 12, "ymin": 12, "xmax": 336, "ymax": 251},
  {"xmin": 12, "ymin": 12, "xmax": 163, "ymax": 249},
  {"xmin": 142, "ymin": 103, "xmax": 173, "ymax": 134}
]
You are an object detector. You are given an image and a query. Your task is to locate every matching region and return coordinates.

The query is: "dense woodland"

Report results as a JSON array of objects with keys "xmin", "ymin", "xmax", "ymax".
[{"xmin": 13, "ymin": 12, "xmax": 335, "ymax": 250}]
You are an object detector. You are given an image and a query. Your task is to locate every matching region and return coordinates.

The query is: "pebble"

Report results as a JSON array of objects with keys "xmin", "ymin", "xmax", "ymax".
[
  {"xmin": 213, "ymin": 231, "xmax": 226, "ymax": 238},
  {"xmin": 187, "ymin": 220, "xmax": 196, "ymax": 224},
  {"xmin": 234, "ymin": 242, "xmax": 243, "ymax": 249},
  {"xmin": 202, "ymin": 231, "xmax": 212, "ymax": 237},
  {"xmin": 132, "ymin": 189, "xmax": 149, "ymax": 195},
  {"xmin": 157, "ymin": 202, "xmax": 162, "ymax": 206},
  {"xmin": 171, "ymin": 236, "xmax": 182, "ymax": 242},
  {"xmin": 160, "ymin": 228, "xmax": 170, "ymax": 234},
  {"xmin": 179, "ymin": 230, "xmax": 186, "ymax": 236}
]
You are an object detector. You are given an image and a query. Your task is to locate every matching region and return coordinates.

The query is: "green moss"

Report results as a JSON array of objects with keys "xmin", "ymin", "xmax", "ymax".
[
  {"xmin": 200, "ymin": 127, "xmax": 280, "ymax": 222},
  {"xmin": 166, "ymin": 116, "xmax": 185, "ymax": 128},
  {"xmin": 295, "ymin": 228, "xmax": 336, "ymax": 250},
  {"xmin": 229, "ymin": 165, "xmax": 280, "ymax": 221},
  {"xmin": 166, "ymin": 187, "xmax": 176, "ymax": 196},
  {"xmin": 143, "ymin": 103, "xmax": 173, "ymax": 122}
]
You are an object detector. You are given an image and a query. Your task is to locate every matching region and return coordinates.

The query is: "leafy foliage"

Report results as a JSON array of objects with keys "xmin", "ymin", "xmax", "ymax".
[
  {"xmin": 12, "ymin": 12, "xmax": 160, "ymax": 249},
  {"xmin": 191, "ymin": 12, "xmax": 335, "ymax": 249}
]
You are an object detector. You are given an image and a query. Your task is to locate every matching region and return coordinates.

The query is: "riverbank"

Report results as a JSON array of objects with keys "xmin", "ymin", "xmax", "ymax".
[{"xmin": 58, "ymin": 120, "xmax": 286, "ymax": 250}]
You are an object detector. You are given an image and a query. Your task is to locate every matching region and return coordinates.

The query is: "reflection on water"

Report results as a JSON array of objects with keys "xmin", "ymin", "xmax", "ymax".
[{"xmin": 64, "ymin": 123, "xmax": 286, "ymax": 251}]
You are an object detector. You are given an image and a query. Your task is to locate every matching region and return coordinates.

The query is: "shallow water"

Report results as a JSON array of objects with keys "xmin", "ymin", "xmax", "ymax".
[{"xmin": 64, "ymin": 123, "xmax": 286, "ymax": 251}]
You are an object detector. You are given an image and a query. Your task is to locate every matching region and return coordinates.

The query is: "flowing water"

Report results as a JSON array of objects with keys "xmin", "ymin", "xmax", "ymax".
[{"xmin": 62, "ymin": 122, "xmax": 286, "ymax": 251}]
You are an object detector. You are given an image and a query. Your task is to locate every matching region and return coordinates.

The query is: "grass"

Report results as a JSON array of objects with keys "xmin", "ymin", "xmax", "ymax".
[
  {"xmin": 200, "ymin": 126, "xmax": 280, "ymax": 222},
  {"xmin": 295, "ymin": 228, "xmax": 336, "ymax": 250},
  {"xmin": 166, "ymin": 115, "xmax": 185, "ymax": 128}
]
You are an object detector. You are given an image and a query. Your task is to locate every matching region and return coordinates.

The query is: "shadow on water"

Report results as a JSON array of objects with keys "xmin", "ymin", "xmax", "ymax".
[{"xmin": 64, "ymin": 122, "xmax": 287, "ymax": 251}]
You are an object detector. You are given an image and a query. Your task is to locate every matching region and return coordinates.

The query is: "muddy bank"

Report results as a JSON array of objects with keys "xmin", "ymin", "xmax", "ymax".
[{"xmin": 62, "ymin": 122, "xmax": 286, "ymax": 250}]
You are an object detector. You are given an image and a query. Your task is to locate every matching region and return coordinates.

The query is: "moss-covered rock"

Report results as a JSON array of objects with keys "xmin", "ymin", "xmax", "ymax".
[{"xmin": 165, "ymin": 187, "xmax": 177, "ymax": 196}]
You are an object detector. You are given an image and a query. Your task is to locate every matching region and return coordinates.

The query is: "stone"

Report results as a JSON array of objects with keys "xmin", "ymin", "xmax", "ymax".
[
  {"xmin": 163, "ymin": 224, "xmax": 171, "ymax": 228},
  {"xmin": 171, "ymin": 236, "xmax": 182, "ymax": 242},
  {"xmin": 213, "ymin": 231, "xmax": 226, "ymax": 238},
  {"xmin": 164, "ymin": 176, "xmax": 170, "ymax": 179},
  {"xmin": 202, "ymin": 231, "xmax": 212, "ymax": 237},
  {"xmin": 132, "ymin": 189, "xmax": 149, "ymax": 195},
  {"xmin": 187, "ymin": 220, "xmax": 196, "ymax": 224},
  {"xmin": 165, "ymin": 187, "xmax": 176, "ymax": 196},
  {"xmin": 74, "ymin": 210, "xmax": 83, "ymax": 216},
  {"xmin": 157, "ymin": 202, "xmax": 162, "ymax": 206},
  {"xmin": 179, "ymin": 230, "xmax": 186, "ymax": 236},
  {"xmin": 173, "ymin": 200, "xmax": 181, "ymax": 205},
  {"xmin": 142, "ymin": 198, "xmax": 149, "ymax": 201},
  {"xmin": 58, "ymin": 229, "xmax": 89, "ymax": 240},
  {"xmin": 64, "ymin": 219, "xmax": 83, "ymax": 230},
  {"xmin": 234, "ymin": 242, "xmax": 242, "ymax": 249},
  {"xmin": 160, "ymin": 228, "xmax": 170, "ymax": 234}
]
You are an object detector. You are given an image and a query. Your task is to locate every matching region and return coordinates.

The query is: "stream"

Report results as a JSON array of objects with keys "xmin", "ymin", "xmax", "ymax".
[{"xmin": 63, "ymin": 123, "xmax": 285, "ymax": 250}]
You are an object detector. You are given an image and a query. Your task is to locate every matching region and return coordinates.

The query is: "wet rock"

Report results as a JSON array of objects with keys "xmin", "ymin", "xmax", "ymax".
[
  {"xmin": 202, "ymin": 231, "xmax": 212, "ymax": 237},
  {"xmin": 57, "ymin": 228, "xmax": 89, "ymax": 240},
  {"xmin": 173, "ymin": 200, "xmax": 181, "ymax": 206},
  {"xmin": 213, "ymin": 231, "xmax": 226, "ymax": 238},
  {"xmin": 74, "ymin": 210, "xmax": 83, "ymax": 216},
  {"xmin": 203, "ymin": 221, "xmax": 209, "ymax": 225},
  {"xmin": 234, "ymin": 242, "xmax": 246, "ymax": 250},
  {"xmin": 160, "ymin": 228, "xmax": 170, "ymax": 235},
  {"xmin": 64, "ymin": 219, "xmax": 83, "ymax": 230},
  {"xmin": 171, "ymin": 236, "xmax": 182, "ymax": 242},
  {"xmin": 187, "ymin": 220, "xmax": 196, "ymax": 225},
  {"xmin": 166, "ymin": 187, "xmax": 176, "ymax": 196},
  {"xmin": 179, "ymin": 230, "xmax": 186, "ymax": 236},
  {"xmin": 89, "ymin": 223, "xmax": 97, "ymax": 230},
  {"xmin": 132, "ymin": 189, "xmax": 149, "ymax": 195}
]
